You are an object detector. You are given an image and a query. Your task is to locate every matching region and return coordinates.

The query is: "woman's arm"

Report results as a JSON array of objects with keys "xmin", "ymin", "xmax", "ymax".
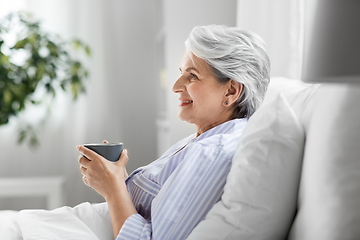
[
  {"xmin": 77, "ymin": 146, "xmax": 137, "ymax": 238},
  {"xmin": 117, "ymin": 143, "xmax": 233, "ymax": 239},
  {"xmin": 77, "ymin": 137, "xmax": 236, "ymax": 239},
  {"xmin": 106, "ymin": 178, "xmax": 137, "ymax": 238}
]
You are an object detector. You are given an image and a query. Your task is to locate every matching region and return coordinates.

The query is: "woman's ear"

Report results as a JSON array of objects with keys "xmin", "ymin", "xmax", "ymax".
[{"xmin": 224, "ymin": 80, "xmax": 243, "ymax": 106}]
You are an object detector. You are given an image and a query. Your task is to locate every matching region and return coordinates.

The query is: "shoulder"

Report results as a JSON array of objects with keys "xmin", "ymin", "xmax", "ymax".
[
  {"xmin": 196, "ymin": 118, "xmax": 247, "ymax": 149},
  {"xmin": 159, "ymin": 133, "xmax": 196, "ymax": 158},
  {"xmin": 189, "ymin": 118, "xmax": 248, "ymax": 162}
]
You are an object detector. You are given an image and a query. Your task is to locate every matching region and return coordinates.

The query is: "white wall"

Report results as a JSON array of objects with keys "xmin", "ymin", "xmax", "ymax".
[{"xmin": 236, "ymin": 0, "xmax": 304, "ymax": 79}]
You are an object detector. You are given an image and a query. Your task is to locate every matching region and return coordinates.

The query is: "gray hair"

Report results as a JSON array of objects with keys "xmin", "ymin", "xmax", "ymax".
[{"xmin": 185, "ymin": 25, "xmax": 270, "ymax": 118}]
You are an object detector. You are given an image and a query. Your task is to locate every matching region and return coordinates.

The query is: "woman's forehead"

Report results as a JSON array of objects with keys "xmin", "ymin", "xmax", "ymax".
[{"xmin": 181, "ymin": 52, "xmax": 210, "ymax": 73}]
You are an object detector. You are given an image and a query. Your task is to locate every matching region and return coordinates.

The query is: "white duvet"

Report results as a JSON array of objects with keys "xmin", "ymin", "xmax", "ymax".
[{"xmin": 0, "ymin": 202, "xmax": 114, "ymax": 240}]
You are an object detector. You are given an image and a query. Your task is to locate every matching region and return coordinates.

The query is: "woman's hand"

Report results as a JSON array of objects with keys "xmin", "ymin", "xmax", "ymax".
[
  {"xmin": 77, "ymin": 143, "xmax": 128, "ymax": 201},
  {"xmin": 102, "ymin": 140, "xmax": 129, "ymax": 179},
  {"xmin": 77, "ymin": 142, "xmax": 137, "ymax": 238}
]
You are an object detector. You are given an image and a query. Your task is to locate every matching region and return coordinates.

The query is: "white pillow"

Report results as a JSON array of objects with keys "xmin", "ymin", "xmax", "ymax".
[
  {"xmin": 263, "ymin": 77, "xmax": 319, "ymax": 121},
  {"xmin": 288, "ymin": 84, "xmax": 360, "ymax": 239},
  {"xmin": 187, "ymin": 94, "xmax": 304, "ymax": 240}
]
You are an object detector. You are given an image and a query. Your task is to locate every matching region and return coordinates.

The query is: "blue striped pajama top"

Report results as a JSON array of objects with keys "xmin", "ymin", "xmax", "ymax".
[{"xmin": 116, "ymin": 118, "xmax": 247, "ymax": 240}]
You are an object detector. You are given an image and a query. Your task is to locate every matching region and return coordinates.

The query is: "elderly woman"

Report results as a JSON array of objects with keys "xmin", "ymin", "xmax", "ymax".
[{"xmin": 77, "ymin": 25, "xmax": 270, "ymax": 239}]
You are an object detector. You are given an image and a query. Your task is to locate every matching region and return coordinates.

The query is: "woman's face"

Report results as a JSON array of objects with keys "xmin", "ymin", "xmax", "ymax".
[{"xmin": 173, "ymin": 52, "xmax": 233, "ymax": 135}]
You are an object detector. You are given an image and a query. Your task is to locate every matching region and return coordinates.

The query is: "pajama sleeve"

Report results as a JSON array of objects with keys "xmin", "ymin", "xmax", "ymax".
[{"xmin": 116, "ymin": 142, "xmax": 233, "ymax": 240}]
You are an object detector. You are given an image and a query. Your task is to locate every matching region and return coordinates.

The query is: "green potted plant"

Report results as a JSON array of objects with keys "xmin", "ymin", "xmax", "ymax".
[{"xmin": 0, "ymin": 12, "xmax": 90, "ymax": 148}]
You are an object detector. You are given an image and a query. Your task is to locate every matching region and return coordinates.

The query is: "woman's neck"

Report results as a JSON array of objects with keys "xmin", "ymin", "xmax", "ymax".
[{"xmin": 196, "ymin": 118, "xmax": 232, "ymax": 137}]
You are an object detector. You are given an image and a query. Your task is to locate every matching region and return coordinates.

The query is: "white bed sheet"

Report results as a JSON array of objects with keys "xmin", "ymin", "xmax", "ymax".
[
  {"xmin": 0, "ymin": 202, "xmax": 113, "ymax": 240},
  {"xmin": 0, "ymin": 210, "xmax": 21, "ymax": 240}
]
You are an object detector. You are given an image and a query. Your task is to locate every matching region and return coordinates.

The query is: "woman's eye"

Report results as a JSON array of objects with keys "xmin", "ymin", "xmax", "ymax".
[{"xmin": 190, "ymin": 73, "xmax": 198, "ymax": 80}]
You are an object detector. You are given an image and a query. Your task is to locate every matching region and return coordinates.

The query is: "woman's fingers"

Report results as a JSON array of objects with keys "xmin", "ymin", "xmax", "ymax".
[
  {"xmin": 82, "ymin": 175, "xmax": 90, "ymax": 186},
  {"xmin": 76, "ymin": 143, "xmax": 129, "ymax": 196},
  {"xmin": 79, "ymin": 164, "xmax": 87, "ymax": 175},
  {"xmin": 117, "ymin": 149, "xmax": 128, "ymax": 166},
  {"xmin": 78, "ymin": 154, "xmax": 91, "ymax": 168},
  {"xmin": 76, "ymin": 145, "xmax": 98, "ymax": 161}
]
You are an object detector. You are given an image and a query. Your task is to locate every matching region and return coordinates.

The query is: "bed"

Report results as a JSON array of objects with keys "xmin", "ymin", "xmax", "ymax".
[
  {"xmin": 2, "ymin": 77, "xmax": 359, "ymax": 239},
  {"xmin": 0, "ymin": 202, "xmax": 113, "ymax": 240}
]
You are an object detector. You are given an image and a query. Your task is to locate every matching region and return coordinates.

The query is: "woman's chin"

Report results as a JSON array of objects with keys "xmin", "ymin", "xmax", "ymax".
[{"xmin": 177, "ymin": 113, "xmax": 194, "ymax": 124}]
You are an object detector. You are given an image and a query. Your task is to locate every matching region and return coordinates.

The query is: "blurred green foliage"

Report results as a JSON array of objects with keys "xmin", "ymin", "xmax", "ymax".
[{"xmin": 0, "ymin": 12, "xmax": 91, "ymax": 148}]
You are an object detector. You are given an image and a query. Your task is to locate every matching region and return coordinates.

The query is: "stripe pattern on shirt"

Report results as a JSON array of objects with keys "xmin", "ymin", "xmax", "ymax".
[{"xmin": 117, "ymin": 118, "xmax": 247, "ymax": 240}]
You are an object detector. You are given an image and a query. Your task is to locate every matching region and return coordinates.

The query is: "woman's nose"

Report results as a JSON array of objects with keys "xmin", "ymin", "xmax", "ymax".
[{"xmin": 172, "ymin": 76, "xmax": 185, "ymax": 93}]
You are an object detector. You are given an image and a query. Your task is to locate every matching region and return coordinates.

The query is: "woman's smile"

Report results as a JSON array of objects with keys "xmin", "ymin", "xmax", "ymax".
[{"xmin": 179, "ymin": 98, "xmax": 194, "ymax": 107}]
